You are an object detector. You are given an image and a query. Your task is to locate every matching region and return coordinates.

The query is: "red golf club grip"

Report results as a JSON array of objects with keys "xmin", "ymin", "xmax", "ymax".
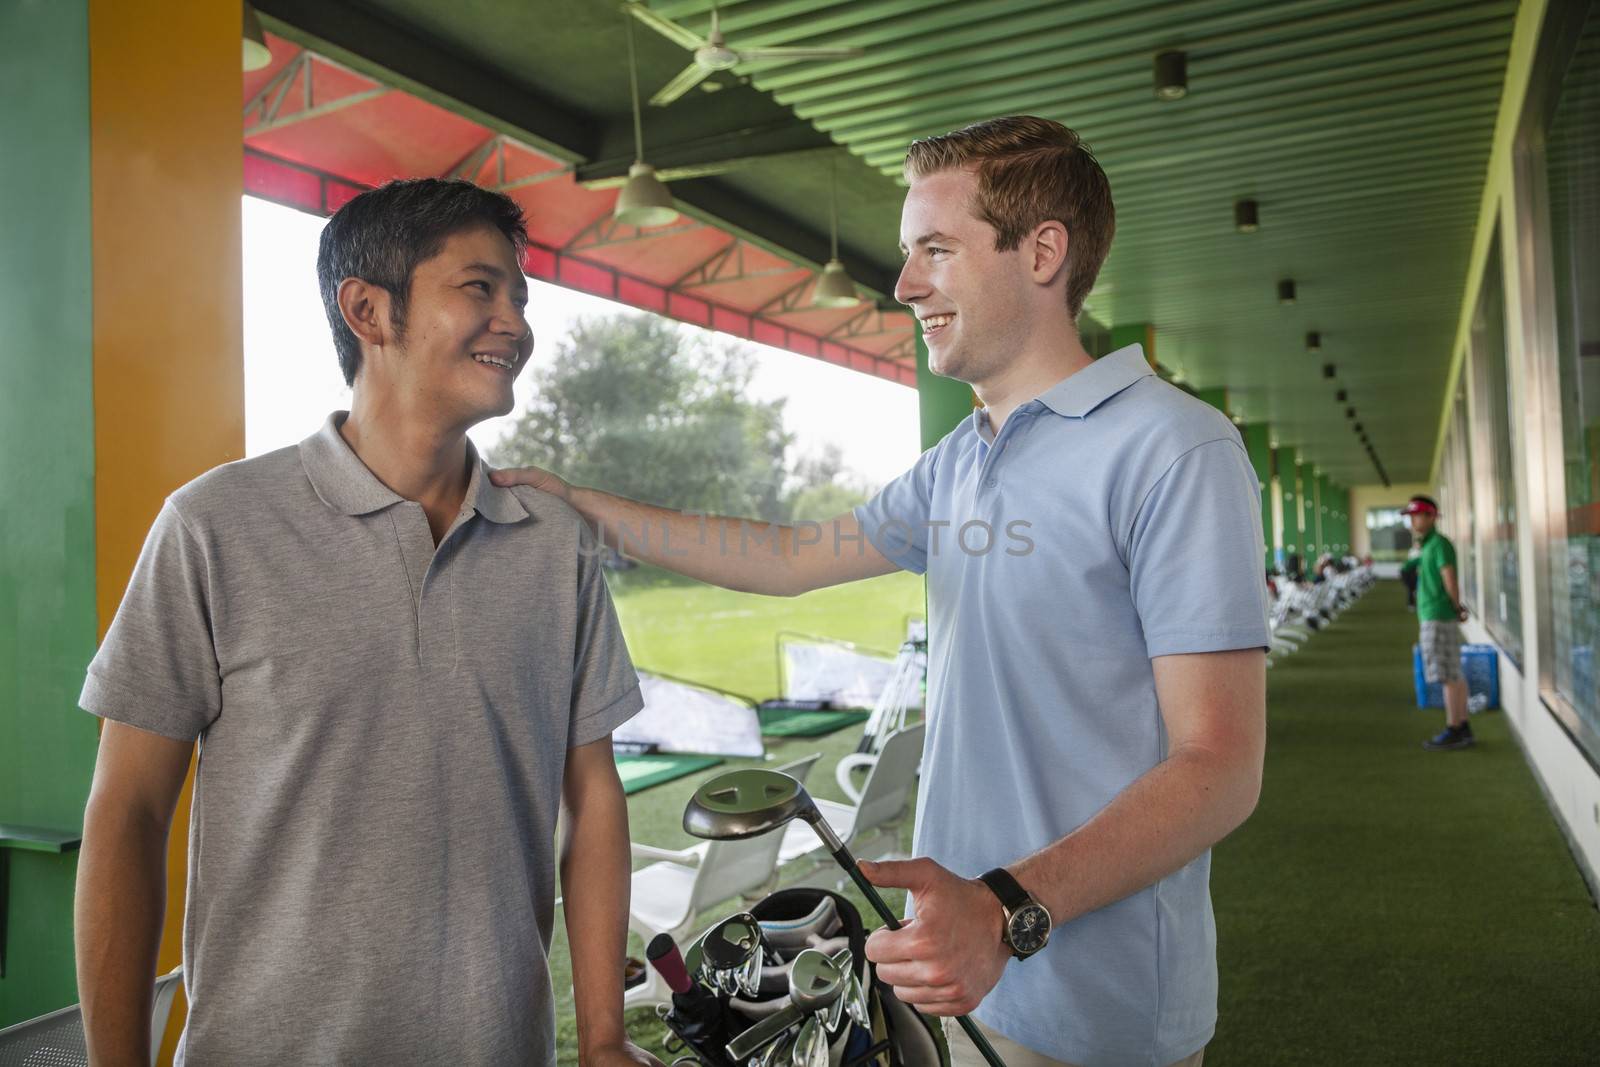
[{"xmin": 645, "ymin": 933, "xmax": 693, "ymax": 995}]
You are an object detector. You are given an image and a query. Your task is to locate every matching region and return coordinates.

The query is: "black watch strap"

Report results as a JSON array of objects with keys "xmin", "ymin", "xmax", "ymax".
[{"xmin": 979, "ymin": 867, "xmax": 1032, "ymax": 912}]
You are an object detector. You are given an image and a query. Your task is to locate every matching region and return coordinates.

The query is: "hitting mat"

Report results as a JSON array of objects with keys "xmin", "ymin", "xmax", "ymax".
[
  {"xmin": 756, "ymin": 700, "xmax": 871, "ymax": 738},
  {"xmin": 614, "ymin": 752, "xmax": 724, "ymax": 795}
]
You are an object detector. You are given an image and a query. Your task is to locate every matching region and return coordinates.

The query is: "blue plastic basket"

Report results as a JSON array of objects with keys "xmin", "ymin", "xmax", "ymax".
[{"xmin": 1412, "ymin": 643, "xmax": 1500, "ymax": 711}]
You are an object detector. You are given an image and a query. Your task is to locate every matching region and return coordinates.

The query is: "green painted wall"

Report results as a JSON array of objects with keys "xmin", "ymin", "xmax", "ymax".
[
  {"xmin": 0, "ymin": 0, "xmax": 100, "ymax": 1023},
  {"xmin": 915, "ymin": 333, "xmax": 974, "ymax": 451},
  {"xmin": 1195, "ymin": 388, "xmax": 1228, "ymax": 414},
  {"xmin": 1240, "ymin": 424, "xmax": 1273, "ymax": 570}
]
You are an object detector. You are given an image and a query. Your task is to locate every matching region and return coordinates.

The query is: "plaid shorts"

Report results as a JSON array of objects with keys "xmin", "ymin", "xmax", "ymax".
[{"xmin": 1419, "ymin": 620, "xmax": 1464, "ymax": 683}]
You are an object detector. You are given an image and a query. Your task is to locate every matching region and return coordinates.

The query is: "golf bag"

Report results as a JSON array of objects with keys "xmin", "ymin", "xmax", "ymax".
[{"xmin": 656, "ymin": 887, "xmax": 947, "ymax": 1067}]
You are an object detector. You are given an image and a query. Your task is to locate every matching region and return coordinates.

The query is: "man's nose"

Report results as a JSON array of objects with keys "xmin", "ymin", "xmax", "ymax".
[{"xmin": 894, "ymin": 258, "xmax": 926, "ymax": 307}]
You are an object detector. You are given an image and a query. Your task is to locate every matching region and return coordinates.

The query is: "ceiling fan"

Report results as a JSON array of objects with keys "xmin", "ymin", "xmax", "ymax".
[{"xmin": 625, "ymin": 0, "xmax": 863, "ymax": 106}]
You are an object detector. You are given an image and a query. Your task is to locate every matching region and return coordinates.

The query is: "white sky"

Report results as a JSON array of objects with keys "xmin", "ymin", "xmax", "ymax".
[{"xmin": 242, "ymin": 196, "xmax": 919, "ymax": 489}]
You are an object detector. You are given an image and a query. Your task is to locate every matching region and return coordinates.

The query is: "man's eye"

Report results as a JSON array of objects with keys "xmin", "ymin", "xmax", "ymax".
[
  {"xmin": 928, "ymin": 247, "xmax": 949, "ymax": 256},
  {"xmin": 467, "ymin": 280, "xmax": 491, "ymax": 294}
]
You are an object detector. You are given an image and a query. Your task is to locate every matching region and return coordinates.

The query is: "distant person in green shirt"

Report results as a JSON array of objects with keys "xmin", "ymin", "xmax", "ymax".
[{"xmin": 1400, "ymin": 495, "xmax": 1473, "ymax": 750}]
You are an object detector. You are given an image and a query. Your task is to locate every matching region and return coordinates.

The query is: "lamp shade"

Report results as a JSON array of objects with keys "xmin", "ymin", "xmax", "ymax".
[
  {"xmin": 812, "ymin": 259, "xmax": 861, "ymax": 308},
  {"xmin": 614, "ymin": 162, "xmax": 678, "ymax": 228},
  {"xmin": 243, "ymin": 3, "xmax": 272, "ymax": 71}
]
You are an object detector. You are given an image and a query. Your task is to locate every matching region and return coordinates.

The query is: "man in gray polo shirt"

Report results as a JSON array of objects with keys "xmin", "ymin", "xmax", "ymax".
[
  {"xmin": 75, "ymin": 180, "xmax": 660, "ymax": 1066},
  {"xmin": 495, "ymin": 116, "xmax": 1268, "ymax": 1067}
]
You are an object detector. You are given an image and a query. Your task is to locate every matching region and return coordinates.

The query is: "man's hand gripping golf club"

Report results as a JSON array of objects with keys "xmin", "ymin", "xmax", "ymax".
[{"xmin": 684, "ymin": 768, "xmax": 1010, "ymax": 1067}]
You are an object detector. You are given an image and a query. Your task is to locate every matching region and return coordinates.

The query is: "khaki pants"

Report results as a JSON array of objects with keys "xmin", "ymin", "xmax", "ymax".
[{"xmin": 942, "ymin": 1016, "xmax": 1205, "ymax": 1067}]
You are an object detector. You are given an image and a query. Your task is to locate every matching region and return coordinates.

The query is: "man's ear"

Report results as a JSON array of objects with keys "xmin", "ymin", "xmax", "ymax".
[
  {"xmin": 337, "ymin": 277, "xmax": 391, "ymax": 349},
  {"xmin": 1030, "ymin": 220, "xmax": 1070, "ymax": 288}
]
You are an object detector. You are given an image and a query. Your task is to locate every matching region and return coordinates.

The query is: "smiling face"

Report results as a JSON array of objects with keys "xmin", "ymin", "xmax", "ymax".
[
  {"xmin": 895, "ymin": 168, "xmax": 1035, "ymax": 387},
  {"xmin": 357, "ymin": 223, "xmax": 533, "ymax": 431}
]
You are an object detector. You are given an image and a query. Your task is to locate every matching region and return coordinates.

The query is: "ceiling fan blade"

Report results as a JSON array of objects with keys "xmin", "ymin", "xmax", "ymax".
[
  {"xmin": 732, "ymin": 46, "xmax": 865, "ymax": 62},
  {"xmin": 624, "ymin": 1, "xmax": 705, "ymax": 52},
  {"xmin": 649, "ymin": 62, "xmax": 715, "ymax": 107}
]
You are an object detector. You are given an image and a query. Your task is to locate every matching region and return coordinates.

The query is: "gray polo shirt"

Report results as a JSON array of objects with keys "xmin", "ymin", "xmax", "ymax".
[
  {"xmin": 856, "ymin": 345, "xmax": 1269, "ymax": 1067},
  {"xmin": 80, "ymin": 413, "xmax": 642, "ymax": 1066}
]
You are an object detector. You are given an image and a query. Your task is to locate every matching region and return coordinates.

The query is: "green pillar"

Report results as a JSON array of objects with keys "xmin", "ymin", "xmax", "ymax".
[
  {"xmin": 1240, "ymin": 423, "xmax": 1273, "ymax": 570},
  {"xmin": 0, "ymin": 0, "xmax": 101, "ymax": 1021},
  {"xmin": 1275, "ymin": 448, "xmax": 1301, "ymax": 563},
  {"xmin": 1108, "ymin": 322, "xmax": 1153, "ymax": 361},
  {"xmin": 915, "ymin": 333, "xmax": 975, "ymax": 451},
  {"xmin": 1295, "ymin": 455, "xmax": 1313, "ymax": 557}
]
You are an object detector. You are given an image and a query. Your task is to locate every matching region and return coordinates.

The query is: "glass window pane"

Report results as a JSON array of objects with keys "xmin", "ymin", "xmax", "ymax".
[
  {"xmin": 1471, "ymin": 232, "xmax": 1523, "ymax": 664},
  {"xmin": 1541, "ymin": 4, "xmax": 1600, "ymax": 753}
]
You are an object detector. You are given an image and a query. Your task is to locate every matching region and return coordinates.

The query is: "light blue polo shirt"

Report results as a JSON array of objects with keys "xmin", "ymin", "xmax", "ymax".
[{"xmin": 855, "ymin": 344, "xmax": 1269, "ymax": 1067}]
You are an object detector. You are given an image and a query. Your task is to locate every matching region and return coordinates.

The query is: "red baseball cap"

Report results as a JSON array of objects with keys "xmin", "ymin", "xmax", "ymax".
[{"xmin": 1401, "ymin": 496, "xmax": 1439, "ymax": 516}]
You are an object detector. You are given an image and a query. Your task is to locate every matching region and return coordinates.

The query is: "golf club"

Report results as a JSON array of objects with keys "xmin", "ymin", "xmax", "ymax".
[
  {"xmin": 685, "ymin": 769, "xmax": 1009, "ymax": 1067},
  {"xmin": 724, "ymin": 948, "xmax": 847, "ymax": 1064},
  {"xmin": 701, "ymin": 912, "xmax": 765, "ymax": 998}
]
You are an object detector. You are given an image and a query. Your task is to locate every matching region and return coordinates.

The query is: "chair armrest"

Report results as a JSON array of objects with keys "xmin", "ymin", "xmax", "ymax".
[
  {"xmin": 630, "ymin": 841, "xmax": 705, "ymax": 865},
  {"xmin": 833, "ymin": 754, "xmax": 877, "ymax": 804}
]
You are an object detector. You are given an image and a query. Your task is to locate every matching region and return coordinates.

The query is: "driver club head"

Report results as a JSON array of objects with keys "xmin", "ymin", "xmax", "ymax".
[{"xmin": 683, "ymin": 769, "xmax": 820, "ymax": 841}]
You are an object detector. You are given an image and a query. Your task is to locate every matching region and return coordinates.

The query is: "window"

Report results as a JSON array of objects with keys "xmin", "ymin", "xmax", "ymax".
[
  {"xmin": 1524, "ymin": 0, "xmax": 1600, "ymax": 759},
  {"xmin": 1443, "ymin": 388, "xmax": 1478, "ymax": 606},
  {"xmin": 1365, "ymin": 507, "xmax": 1411, "ymax": 563},
  {"xmin": 1469, "ymin": 230, "xmax": 1523, "ymax": 665}
]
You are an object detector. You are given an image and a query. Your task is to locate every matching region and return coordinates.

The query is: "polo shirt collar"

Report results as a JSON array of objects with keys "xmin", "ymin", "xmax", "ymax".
[
  {"xmin": 301, "ymin": 412, "xmax": 529, "ymax": 524},
  {"xmin": 1036, "ymin": 343, "xmax": 1155, "ymax": 419}
]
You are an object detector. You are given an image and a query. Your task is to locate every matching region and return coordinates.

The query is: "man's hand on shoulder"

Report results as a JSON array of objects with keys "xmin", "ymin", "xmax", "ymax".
[
  {"xmin": 858, "ymin": 858, "xmax": 1010, "ymax": 1016},
  {"xmin": 583, "ymin": 1040, "xmax": 664, "ymax": 1066},
  {"xmin": 489, "ymin": 463, "xmax": 572, "ymax": 502}
]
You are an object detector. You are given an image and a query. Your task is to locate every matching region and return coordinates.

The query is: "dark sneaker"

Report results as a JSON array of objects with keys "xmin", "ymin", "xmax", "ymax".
[{"xmin": 1424, "ymin": 724, "xmax": 1475, "ymax": 751}]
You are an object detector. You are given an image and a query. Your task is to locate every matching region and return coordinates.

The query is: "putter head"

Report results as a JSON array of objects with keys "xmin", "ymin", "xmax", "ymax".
[{"xmin": 684, "ymin": 768, "xmax": 817, "ymax": 840}]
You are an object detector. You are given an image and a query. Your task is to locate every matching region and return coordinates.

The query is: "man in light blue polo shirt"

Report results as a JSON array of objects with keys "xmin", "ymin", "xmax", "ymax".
[{"xmin": 495, "ymin": 115, "xmax": 1268, "ymax": 1067}]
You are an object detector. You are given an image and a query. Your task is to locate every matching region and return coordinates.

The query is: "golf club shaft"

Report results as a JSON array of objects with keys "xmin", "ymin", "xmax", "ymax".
[{"xmin": 829, "ymin": 845, "xmax": 1008, "ymax": 1067}]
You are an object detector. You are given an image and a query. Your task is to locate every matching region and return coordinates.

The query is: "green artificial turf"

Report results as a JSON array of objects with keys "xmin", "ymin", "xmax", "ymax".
[
  {"xmin": 1209, "ymin": 591, "xmax": 1600, "ymax": 1065},
  {"xmin": 551, "ymin": 581, "xmax": 1600, "ymax": 1065}
]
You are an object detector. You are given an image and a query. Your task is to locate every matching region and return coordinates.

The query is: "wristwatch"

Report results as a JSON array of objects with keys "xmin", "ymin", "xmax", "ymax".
[{"xmin": 979, "ymin": 868, "xmax": 1052, "ymax": 959}]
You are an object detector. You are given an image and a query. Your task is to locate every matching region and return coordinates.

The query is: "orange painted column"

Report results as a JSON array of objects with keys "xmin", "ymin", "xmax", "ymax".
[{"xmin": 89, "ymin": 1, "xmax": 244, "ymax": 1060}]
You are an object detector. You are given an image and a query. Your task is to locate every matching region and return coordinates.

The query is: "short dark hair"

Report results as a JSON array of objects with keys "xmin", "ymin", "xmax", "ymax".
[
  {"xmin": 904, "ymin": 116, "xmax": 1114, "ymax": 320},
  {"xmin": 317, "ymin": 178, "xmax": 529, "ymax": 385}
]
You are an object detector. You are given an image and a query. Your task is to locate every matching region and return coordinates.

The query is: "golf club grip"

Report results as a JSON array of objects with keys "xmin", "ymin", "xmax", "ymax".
[{"xmin": 829, "ymin": 846, "xmax": 1008, "ymax": 1067}]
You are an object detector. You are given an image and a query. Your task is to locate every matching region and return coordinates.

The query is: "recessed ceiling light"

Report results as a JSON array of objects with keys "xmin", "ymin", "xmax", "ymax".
[
  {"xmin": 1306, "ymin": 331, "xmax": 1321, "ymax": 353},
  {"xmin": 1234, "ymin": 199, "xmax": 1259, "ymax": 234},
  {"xmin": 1346, "ymin": 407, "xmax": 1357, "ymax": 419},
  {"xmin": 1279, "ymin": 279, "xmax": 1297, "ymax": 305},
  {"xmin": 1154, "ymin": 51, "xmax": 1188, "ymax": 101},
  {"xmin": 1336, "ymin": 389, "xmax": 1348, "ymax": 403},
  {"xmin": 1323, "ymin": 363, "xmax": 1336, "ymax": 379}
]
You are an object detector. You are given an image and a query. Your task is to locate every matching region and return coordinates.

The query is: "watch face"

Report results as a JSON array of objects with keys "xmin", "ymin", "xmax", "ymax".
[{"xmin": 1009, "ymin": 904, "xmax": 1051, "ymax": 955}]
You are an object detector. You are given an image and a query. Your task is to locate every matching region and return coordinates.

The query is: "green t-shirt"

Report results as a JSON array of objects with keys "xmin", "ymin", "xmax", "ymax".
[{"xmin": 1403, "ymin": 530, "xmax": 1459, "ymax": 620}]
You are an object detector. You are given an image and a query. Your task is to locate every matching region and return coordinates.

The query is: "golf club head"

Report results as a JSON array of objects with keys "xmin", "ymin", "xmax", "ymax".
[
  {"xmin": 787, "ymin": 949, "xmax": 846, "ymax": 1014},
  {"xmin": 791, "ymin": 1014, "xmax": 827, "ymax": 1067},
  {"xmin": 684, "ymin": 768, "xmax": 820, "ymax": 841},
  {"xmin": 701, "ymin": 912, "xmax": 764, "ymax": 997}
]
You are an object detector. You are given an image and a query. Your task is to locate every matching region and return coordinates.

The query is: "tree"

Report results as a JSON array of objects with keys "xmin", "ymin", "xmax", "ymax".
[
  {"xmin": 786, "ymin": 443, "xmax": 873, "ymax": 521},
  {"xmin": 492, "ymin": 313, "xmax": 793, "ymax": 521}
]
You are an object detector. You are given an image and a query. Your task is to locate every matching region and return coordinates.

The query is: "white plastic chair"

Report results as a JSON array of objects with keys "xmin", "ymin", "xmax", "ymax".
[
  {"xmin": 778, "ymin": 723, "xmax": 925, "ymax": 885},
  {"xmin": 0, "ymin": 966, "xmax": 182, "ymax": 1066},
  {"xmin": 624, "ymin": 751, "xmax": 822, "ymax": 1009}
]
